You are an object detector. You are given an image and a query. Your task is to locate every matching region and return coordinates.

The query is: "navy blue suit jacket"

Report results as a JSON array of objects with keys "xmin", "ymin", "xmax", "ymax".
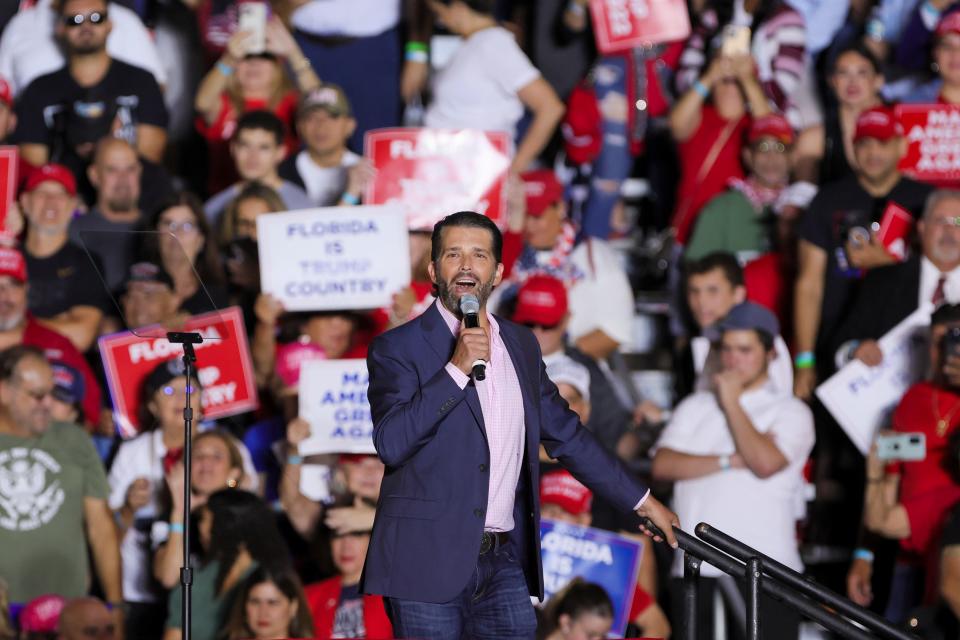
[{"xmin": 359, "ymin": 303, "xmax": 648, "ymax": 603}]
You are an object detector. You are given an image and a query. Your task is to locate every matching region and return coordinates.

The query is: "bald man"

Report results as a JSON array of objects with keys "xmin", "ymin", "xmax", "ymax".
[
  {"xmin": 69, "ymin": 137, "xmax": 144, "ymax": 291},
  {"xmin": 58, "ymin": 597, "xmax": 117, "ymax": 640}
]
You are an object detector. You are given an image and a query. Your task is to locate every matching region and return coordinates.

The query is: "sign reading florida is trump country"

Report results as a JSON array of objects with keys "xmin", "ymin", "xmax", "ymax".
[{"xmin": 257, "ymin": 205, "xmax": 411, "ymax": 312}]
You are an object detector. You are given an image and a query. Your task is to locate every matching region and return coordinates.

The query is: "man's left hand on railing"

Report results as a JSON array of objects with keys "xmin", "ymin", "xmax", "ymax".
[{"xmin": 636, "ymin": 494, "xmax": 680, "ymax": 548}]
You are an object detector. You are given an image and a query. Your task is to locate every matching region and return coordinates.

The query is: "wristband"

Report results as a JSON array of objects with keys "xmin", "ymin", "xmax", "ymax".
[
  {"xmin": 405, "ymin": 49, "xmax": 428, "ymax": 63},
  {"xmin": 853, "ymin": 548, "xmax": 875, "ymax": 563},
  {"xmin": 865, "ymin": 18, "xmax": 885, "ymax": 41},
  {"xmin": 794, "ymin": 351, "xmax": 815, "ymax": 369},
  {"xmin": 718, "ymin": 454, "xmax": 731, "ymax": 471},
  {"xmin": 922, "ymin": 1, "xmax": 942, "ymax": 22},
  {"xmin": 169, "ymin": 522, "xmax": 185, "ymax": 535},
  {"xmin": 216, "ymin": 61, "xmax": 234, "ymax": 76},
  {"xmin": 693, "ymin": 79, "xmax": 710, "ymax": 99},
  {"xmin": 567, "ymin": 1, "xmax": 586, "ymax": 17},
  {"xmin": 405, "ymin": 41, "xmax": 428, "ymax": 54},
  {"xmin": 287, "ymin": 454, "xmax": 304, "ymax": 465},
  {"xmin": 341, "ymin": 192, "xmax": 360, "ymax": 205}
]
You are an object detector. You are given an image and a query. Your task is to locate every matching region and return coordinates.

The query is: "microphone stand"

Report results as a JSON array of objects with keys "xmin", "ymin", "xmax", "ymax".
[{"xmin": 167, "ymin": 331, "xmax": 204, "ymax": 640}]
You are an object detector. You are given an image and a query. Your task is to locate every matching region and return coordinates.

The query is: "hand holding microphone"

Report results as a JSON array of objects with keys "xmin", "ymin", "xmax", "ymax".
[{"xmin": 452, "ymin": 294, "xmax": 487, "ymax": 381}]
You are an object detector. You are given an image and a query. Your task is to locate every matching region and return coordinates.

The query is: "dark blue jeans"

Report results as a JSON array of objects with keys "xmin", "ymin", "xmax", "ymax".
[{"xmin": 385, "ymin": 538, "xmax": 538, "ymax": 639}]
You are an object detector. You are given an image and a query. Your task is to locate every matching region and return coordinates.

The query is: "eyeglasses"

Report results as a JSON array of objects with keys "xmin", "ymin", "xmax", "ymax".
[
  {"xmin": 62, "ymin": 11, "xmax": 108, "ymax": 27},
  {"xmin": 162, "ymin": 384, "xmax": 195, "ymax": 396},
  {"xmin": 522, "ymin": 321, "xmax": 562, "ymax": 331},
  {"xmin": 754, "ymin": 141, "xmax": 787, "ymax": 154},
  {"xmin": 17, "ymin": 385, "xmax": 54, "ymax": 402},
  {"xmin": 931, "ymin": 216, "xmax": 960, "ymax": 228},
  {"xmin": 158, "ymin": 220, "xmax": 199, "ymax": 235}
]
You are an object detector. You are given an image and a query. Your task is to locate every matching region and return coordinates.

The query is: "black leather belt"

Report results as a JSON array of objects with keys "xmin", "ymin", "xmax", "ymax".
[
  {"xmin": 295, "ymin": 30, "xmax": 359, "ymax": 47},
  {"xmin": 480, "ymin": 531, "xmax": 509, "ymax": 555}
]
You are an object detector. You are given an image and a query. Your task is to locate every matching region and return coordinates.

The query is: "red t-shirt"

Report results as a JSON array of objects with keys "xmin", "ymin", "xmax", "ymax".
[
  {"xmin": 672, "ymin": 106, "xmax": 748, "ymax": 245},
  {"xmin": 888, "ymin": 381, "xmax": 960, "ymax": 555},
  {"xmin": 195, "ymin": 91, "xmax": 300, "ymax": 194},
  {"xmin": 304, "ymin": 575, "xmax": 393, "ymax": 639},
  {"xmin": 23, "ymin": 316, "xmax": 101, "ymax": 428}
]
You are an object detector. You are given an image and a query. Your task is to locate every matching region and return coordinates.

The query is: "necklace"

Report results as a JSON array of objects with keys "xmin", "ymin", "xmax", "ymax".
[{"xmin": 932, "ymin": 388, "xmax": 960, "ymax": 438}]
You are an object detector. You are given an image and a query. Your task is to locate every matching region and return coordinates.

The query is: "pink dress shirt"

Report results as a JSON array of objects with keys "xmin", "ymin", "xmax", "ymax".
[{"xmin": 437, "ymin": 300, "xmax": 526, "ymax": 532}]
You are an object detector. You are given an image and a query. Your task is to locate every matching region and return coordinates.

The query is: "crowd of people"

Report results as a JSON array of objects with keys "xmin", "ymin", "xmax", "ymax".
[{"xmin": 3, "ymin": 0, "xmax": 960, "ymax": 637}]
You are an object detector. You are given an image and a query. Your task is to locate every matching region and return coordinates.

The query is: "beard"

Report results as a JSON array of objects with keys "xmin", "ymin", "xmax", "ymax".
[
  {"xmin": 0, "ymin": 309, "xmax": 25, "ymax": 332},
  {"xmin": 434, "ymin": 269, "xmax": 498, "ymax": 319},
  {"xmin": 105, "ymin": 193, "xmax": 137, "ymax": 213}
]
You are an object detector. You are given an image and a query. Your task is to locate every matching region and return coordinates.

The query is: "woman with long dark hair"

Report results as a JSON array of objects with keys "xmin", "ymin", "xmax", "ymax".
[
  {"xmin": 140, "ymin": 192, "xmax": 228, "ymax": 316},
  {"xmin": 540, "ymin": 579, "xmax": 614, "ymax": 640},
  {"xmin": 163, "ymin": 490, "xmax": 291, "ymax": 640},
  {"xmin": 221, "ymin": 567, "xmax": 314, "ymax": 639}
]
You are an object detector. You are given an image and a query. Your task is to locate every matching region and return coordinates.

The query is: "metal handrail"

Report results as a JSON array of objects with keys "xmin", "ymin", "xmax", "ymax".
[{"xmin": 642, "ymin": 519, "xmax": 920, "ymax": 640}]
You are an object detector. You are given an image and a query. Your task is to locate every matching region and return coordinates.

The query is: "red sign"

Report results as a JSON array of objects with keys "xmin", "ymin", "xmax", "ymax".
[
  {"xmin": 589, "ymin": 0, "xmax": 690, "ymax": 54},
  {"xmin": 99, "ymin": 307, "xmax": 258, "ymax": 438},
  {"xmin": 364, "ymin": 128, "xmax": 511, "ymax": 231},
  {"xmin": 0, "ymin": 147, "xmax": 18, "ymax": 233},
  {"xmin": 896, "ymin": 104, "xmax": 960, "ymax": 185},
  {"xmin": 878, "ymin": 202, "xmax": 913, "ymax": 262}
]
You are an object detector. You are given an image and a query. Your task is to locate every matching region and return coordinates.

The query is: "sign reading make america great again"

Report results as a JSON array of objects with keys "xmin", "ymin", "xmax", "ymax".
[{"xmin": 257, "ymin": 205, "xmax": 411, "ymax": 312}]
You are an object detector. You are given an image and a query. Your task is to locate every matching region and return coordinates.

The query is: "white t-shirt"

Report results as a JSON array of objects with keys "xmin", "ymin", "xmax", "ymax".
[
  {"xmin": 296, "ymin": 149, "xmax": 360, "ymax": 206},
  {"xmin": 566, "ymin": 239, "xmax": 635, "ymax": 347},
  {"xmin": 291, "ymin": 0, "xmax": 400, "ymax": 37},
  {"xmin": 0, "ymin": 0, "xmax": 167, "ymax": 96},
  {"xmin": 107, "ymin": 428, "xmax": 258, "ymax": 602},
  {"xmin": 653, "ymin": 382, "xmax": 815, "ymax": 577},
  {"xmin": 424, "ymin": 26, "xmax": 540, "ymax": 138}
]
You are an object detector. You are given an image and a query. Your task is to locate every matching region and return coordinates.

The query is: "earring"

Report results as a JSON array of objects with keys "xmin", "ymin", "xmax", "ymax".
[{"xmin": 227, "ymin": 478, "xmax": 238, "ymax": 488}]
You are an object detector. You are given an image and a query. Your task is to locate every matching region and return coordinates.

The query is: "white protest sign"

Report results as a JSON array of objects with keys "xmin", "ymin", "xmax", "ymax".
[
  {"xmin": 297, "ymin": 359, "xmax": 375, "ymax": 456},
  {"xmin": 257, "ymin": 205, "xmax": 411, "ymax": 312},
  {"xmin": 816, "ymin": 307, "xmax": 932, "ymax": 455}
]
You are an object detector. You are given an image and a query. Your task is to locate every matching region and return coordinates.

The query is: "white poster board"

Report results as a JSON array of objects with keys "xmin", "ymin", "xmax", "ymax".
[
  {"xmin": 257, "ymin": 205, "xmax": 411, "ymax": 312},
  {"xmin": 816, "ymin": 307, "xmax": 932, "ymax": 454},
  {"xmin": 297, "ymin": 359, "xmax": 376, "ymax": 456}
]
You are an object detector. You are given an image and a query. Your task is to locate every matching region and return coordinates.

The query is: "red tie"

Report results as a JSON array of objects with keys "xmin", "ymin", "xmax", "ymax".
[{"xmin": 933, "ymin": 275, "xmax": 947, "ymax": 307}]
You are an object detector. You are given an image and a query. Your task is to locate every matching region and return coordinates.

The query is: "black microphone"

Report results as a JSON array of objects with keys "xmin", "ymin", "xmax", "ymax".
[{"xmin": 459, "ymin": 294, "xmax": 486, "ymax": 381}]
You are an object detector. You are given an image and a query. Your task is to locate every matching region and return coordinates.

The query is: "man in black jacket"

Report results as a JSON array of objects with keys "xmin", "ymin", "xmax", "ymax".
[{"xmin": 832, "ymin": 188, "xmax": 960, "ymax": 368}]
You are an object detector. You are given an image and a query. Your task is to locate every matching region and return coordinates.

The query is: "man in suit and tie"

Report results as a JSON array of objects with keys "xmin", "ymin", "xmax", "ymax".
[
  {"xmin": 832, "ymin": 188, "xmax": 960, "ymax": 369},
  {"xmin": 361, "ymin": 211, "xmax": 679, "ymax": 638}
]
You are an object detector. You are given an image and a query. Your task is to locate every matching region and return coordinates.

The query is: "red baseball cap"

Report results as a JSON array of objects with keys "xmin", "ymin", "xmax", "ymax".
[
  {"xmin": 0, "ymin": 75, "xmax": 11, "ymax": 108},
  {"xmin": 0, "ymin": 245, "xmax": 26, "ymax": 283},
  {"xmin": 275, "ymin": 340, "xmax": 326, "ymax": 389},
  {"xmin": 520, "ymin": 169, "xmax": 564, "ymax": 217},
  {"xmin": 540, "ymin": 470, "xmax": 592, "ymax": 516},
  {"xmin": 23, "ymin": 163, "xmax": 77, "ymax": 196},
  {"xmin": 853, "ymin": 107, "xmax": 903, "ymax": 143},
  {"xmin": 747, "ymin": 114, "xmax": 794, "ymax": 145},
  {"xmin": 19, "ymin": 594, "xmax": 65, "ymax": 633},
  {"xmin": 937, "ymin": 11, "xmax": 960, "ymax": 38},
  {"xmin": 561, "ymin": 84, "xmax": 602, "ymax": 166},
  {"xmin": 512, "ymin": 275, "xmax": 568, "ymax": 326}
]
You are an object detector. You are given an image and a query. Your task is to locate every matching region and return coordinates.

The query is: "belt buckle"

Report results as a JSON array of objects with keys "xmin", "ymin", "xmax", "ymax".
[{"xmin": 480, "ymin": 532, "xmax": 493, "ymax": 554}]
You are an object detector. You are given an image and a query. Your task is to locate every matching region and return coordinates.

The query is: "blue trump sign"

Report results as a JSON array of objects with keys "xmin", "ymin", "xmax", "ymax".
[{"xmin": 540, "ymin": 518, "xmax": 643, "ymax": 635}]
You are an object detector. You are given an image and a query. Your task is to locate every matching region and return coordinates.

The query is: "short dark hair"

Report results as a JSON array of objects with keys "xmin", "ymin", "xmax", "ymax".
[
  {"xmin": 438, "ymin": 0, "xmax": 496, "ymax": 14},
  {"xmin": 756, "ymin": 329, "xmax": 775, "ymax": 352},
  {"xmin": 686, "ymin": 252, "xmax": 744, "ymax": 288},
  {"xmin": 829, "ymin": 43, "xmax": 882, "ymax": 76},
  {"xmin": 232, "ymin": 110, "xmax": 285, "ymax": 147},
  {"xmin": 0, "ymin": 345, "xmax": 46, "ymax": 382},
  {"xmin": 543, "ymin": 579, "xmax": 613, "ymax": 631},
  {"xmin": 430, "ymin": 211, "xmax": 503, "ymax": 264}
]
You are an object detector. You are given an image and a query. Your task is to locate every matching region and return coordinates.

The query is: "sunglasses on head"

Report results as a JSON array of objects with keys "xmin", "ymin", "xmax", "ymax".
[
  {"xmin": 522, "ymin": 321, "xmax": 562, "ymax": 331},
  {"xmin": 63, "ymin": 10, "xmax": 107, "ymax": 27}
]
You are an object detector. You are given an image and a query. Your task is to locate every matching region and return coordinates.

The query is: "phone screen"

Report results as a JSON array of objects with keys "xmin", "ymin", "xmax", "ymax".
[{"xmin": 238, "ymin": 3, "xmax": 267, "ymax": 55}]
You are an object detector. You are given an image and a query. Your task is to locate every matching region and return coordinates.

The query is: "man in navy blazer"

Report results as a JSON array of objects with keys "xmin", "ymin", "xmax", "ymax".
[{"xmin": 361, "ymin": 211, "xmax": 679, "ymax": 638}]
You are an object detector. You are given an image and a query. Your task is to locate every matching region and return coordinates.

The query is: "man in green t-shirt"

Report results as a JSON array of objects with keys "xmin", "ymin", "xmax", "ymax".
[
  {"xmin": 685, "ymin": 114, "xmax": 796, "ymax": 263},
  {"xmin": 0, "ymin": 346, "xmax": 122, "ymax": 622}
]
